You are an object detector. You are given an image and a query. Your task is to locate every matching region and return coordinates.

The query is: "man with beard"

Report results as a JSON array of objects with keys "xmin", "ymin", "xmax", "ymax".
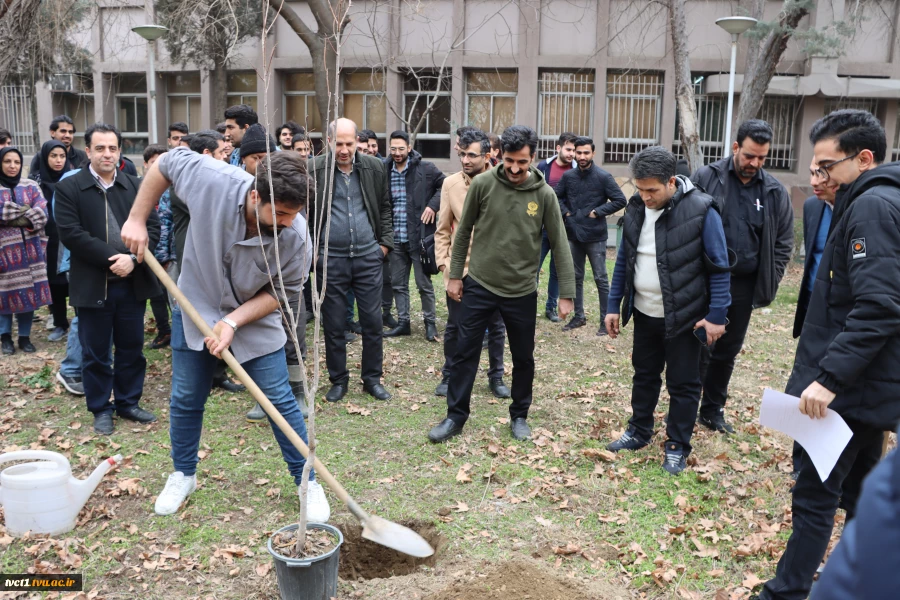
[
  {"xmin": 30, "ymin": 115, "xmax": 88, "ymax": 173},
  {"xmin": 691, "ymin": 119, "xmax": 793, "ymax": 434},
  {"xmin": 554, "ymin": 136, "xmax": 626, "ymax": 335},
  {"xmin": 121, "ymin": 148, "xmax": 330, "ymax": 522},
  {"xmin": 434, "ymin": 128, "xmax": 510, "ymax": 400}
]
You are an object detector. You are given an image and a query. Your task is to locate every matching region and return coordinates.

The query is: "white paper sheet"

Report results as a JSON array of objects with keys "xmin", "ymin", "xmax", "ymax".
[{"xmin": 759, "ymin": 388, "xmax": 853, "ymax": 482}]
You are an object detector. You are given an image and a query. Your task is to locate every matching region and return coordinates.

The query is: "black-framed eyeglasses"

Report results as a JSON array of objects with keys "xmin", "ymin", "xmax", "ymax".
[
  {"xmin": 812, "ymin": 152, "xmax": 860, "ymax": 182},
  {"xmin": 457, "ymin": 151, "xmax": 484, "ymax": 160}
]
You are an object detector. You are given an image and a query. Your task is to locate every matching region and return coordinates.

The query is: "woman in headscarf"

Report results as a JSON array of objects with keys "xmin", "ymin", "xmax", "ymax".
[
  {"xmin": 0, "ymin": 147, "xmax": 51, "ymax": 354},
  {"xmin": 34, "ymin": 140, "xmax": 72, "ymax": 341}
]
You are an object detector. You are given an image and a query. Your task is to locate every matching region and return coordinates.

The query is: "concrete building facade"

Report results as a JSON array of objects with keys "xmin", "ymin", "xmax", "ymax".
[{"xmin": 4, "ymin": 0, "xmax": 900, "ymax": 199}]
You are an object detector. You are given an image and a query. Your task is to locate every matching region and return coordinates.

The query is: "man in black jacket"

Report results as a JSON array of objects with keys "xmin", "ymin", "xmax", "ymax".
[
  {"xmin": 29, "ymin": 115, "xmax": 88, "ymax": 174},
  {"xmin": 555, "ymin": 136, "xmax": 626, "ymax": 335},
  {"xmin": 691, "ymin": 119, "xmax": 793, "ymax": 433},
  {"xmin": 382, "ymin": 130, "xmax": 445, "ymax": 340},
  {"xmin": 55, "ymin": 123, "xmax": 161, "ymax": 435},
  {"xmin": 758, "ymin": 110, "xmax": 900, "ymax": 600},
  {"xmin": 307, "ymin": 118, "xmax": 394, "ymax": 403}
]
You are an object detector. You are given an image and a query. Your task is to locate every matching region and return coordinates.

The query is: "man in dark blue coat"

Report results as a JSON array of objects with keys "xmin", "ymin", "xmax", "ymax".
[
  {"xmin": 554, "ymin": 136, "xmax": 626, "ymax": 335},
  {"xmin": 758, "ymin": 110, "xmax": 900, "ymax": 600}
]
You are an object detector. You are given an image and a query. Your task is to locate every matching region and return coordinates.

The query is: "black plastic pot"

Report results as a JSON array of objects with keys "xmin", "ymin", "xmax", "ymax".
[{"xmin": 267, "ymin": 522, "xmax": 343, "ymax": 600}]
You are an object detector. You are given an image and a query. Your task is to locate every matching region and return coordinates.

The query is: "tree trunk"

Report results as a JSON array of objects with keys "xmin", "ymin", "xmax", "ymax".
[
  {"xmin": 211, "ymin": 61, "xmax": 228, "ymax": 128},
  {"xmin": 668, "ymin": 0, "xmax": 703, "ymax": 172},
  {"xmin": 734, "ymin": 2, "xmax": 810, "ymax": 126},
  {"xmin": 309, "ymin": 41, "xmax": 339, "ymax": 131}
]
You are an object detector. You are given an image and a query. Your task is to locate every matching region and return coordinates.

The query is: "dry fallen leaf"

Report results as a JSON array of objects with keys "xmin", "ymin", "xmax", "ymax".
[
  {"xmin": 255, "ymin": 563, "xmax": 271, "ymax": 577},
  {"xmin": 535, "ymin": 516, "xmax": 553, "ymax": 527},
  {"xmin": 346, "ymin": 403, "xmax": 372, "ymax": 416},
  {"xmin": 456, "ymin": 464, "xmax": 472, "ymax": 484},
  {"xmin": 742, "ymin": 572, "xmax": 764, "ymax": 589},
  {"xmin": 454, "ymin": 501, "xmax": 469, "ymax": 513}
]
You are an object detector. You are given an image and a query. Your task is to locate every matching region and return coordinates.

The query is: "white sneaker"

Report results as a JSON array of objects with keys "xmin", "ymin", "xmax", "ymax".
[
  {"xmin": 300, "ymin": 480, "xmax": 331, "ymax": 523},
  {"xmin": 154, "ymin": 472, "xmax": 197, "ymax": 515}
]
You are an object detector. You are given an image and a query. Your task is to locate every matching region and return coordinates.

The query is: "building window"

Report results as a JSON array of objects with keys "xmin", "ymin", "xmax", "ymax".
[
  {"xmin": 825, "ymin": 97, "xmax": 880, "ymax": 115},
  {"xmin": 227, "ymin": 72, "xmax": 258, "ymax": 110},
  {"xmin": 0, "ymin": 84, "xmax": 36, "ymax": 154},
  {"xmin": 167, "ymin": 74, "xmax": 202, "ymax": 133},
  {"xmin": 756, "ymin": 96, "xmax": 801, "ymax": 171},
  {"xmin": 466, "ymin": 70, "xmax": 517, "ymax": 136},
  {"xmin": 538, "ymin": 71, "xmax": 594, "ymax": 158},
  {"xmin": 672, "ymin": 75, "xmax": 727, "ymax": 166},
  {"xmin": 343, "ymin": 71, "xmax": 387, "ymax": 153},
  {"xmin": 115, "ymin": 74, "xmax": 148, "ymax": 154},
  {"xmin": 284, "ymin": 72, "xmax": 322, "ymax": 138},
  {"xmin": 403, "ymin": 71, "xmax": 451, "ymax": 159},
  {"xmin": 604, "ymin": 71, "xmax": 663, "ymax": 164}
]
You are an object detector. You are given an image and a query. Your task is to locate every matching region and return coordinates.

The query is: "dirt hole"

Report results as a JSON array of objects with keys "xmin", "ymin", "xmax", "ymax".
[{"xmin": 336, "ymin": 520, "xmax": 444, "ymax": 580}]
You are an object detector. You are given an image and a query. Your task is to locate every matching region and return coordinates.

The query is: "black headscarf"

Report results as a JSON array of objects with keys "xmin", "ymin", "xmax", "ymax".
[
  {"xmin": 37, "ymin": 140, "xmax": 71, "ymax": 200},
  {"xmin": 0, "ymin": 147, "xmax": 23, "ymax": 190}
]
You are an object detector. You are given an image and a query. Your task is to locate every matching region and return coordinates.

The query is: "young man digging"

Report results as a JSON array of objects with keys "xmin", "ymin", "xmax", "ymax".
[
  {"xmin": 604, "ymin": 146, "xmax": 731, "ymax": 475},
  {"xmin": 121, "ymin": 148, "xmax": 330, "ymax": 521}
]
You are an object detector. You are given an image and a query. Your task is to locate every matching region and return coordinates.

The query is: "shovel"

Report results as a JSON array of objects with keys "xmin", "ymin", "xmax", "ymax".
[{"xmin": 142, "ymin": 254, "xmax": 434, "ymax": 558}]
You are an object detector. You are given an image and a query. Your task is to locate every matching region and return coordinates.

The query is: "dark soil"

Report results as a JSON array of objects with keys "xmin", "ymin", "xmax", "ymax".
[
  {"xmin": 336, "ymin": 520, "xmax": 444, "ymax": 580},
  {"xmin": 271, "ymin": 526, "xmax": 339, "ymax": 559},
  {"xmin": 425, "ymin": 560, "xmax": 627, "ymax": 600}
]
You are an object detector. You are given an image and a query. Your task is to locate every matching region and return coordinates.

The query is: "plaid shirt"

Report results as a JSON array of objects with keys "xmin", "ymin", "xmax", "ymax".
[{"xmin": 390, "ymin": 161, "xmax": 408, "ymax": 243}]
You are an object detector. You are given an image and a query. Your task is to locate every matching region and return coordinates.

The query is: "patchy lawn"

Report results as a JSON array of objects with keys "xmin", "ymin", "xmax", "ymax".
[{"xmin": 0, "ymin": 257, "xmax": 850, "ymax": 599}]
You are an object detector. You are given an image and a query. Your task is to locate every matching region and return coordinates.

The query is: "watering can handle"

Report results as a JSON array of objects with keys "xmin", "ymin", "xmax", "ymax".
[{"xmin": 0, "ymin": 450, "xmax": 70, "ymax": 470}]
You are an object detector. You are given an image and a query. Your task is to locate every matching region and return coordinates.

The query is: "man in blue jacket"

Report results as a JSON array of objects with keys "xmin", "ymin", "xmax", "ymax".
[
  {"xmin": 555, "ymin": 136, "xmax": 626, "ymax": 335},
  {"xmin": 604, "ymin": 146, "xmax": 731, "ymax": 475}
]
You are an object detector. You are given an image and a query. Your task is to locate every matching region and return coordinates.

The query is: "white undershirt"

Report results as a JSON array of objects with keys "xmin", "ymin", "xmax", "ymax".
[{"xmin": 633, "ymin": 206, "xmax": 665, "ymax": 318}]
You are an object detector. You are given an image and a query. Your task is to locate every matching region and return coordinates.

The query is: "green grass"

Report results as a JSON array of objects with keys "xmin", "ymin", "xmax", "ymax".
[{"xmin": 0, "ymin": 256, "xmax": 813, "ymax": 599}]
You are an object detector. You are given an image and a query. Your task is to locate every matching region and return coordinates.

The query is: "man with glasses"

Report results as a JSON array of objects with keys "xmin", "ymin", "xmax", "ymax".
[
  {"xmin": 691, "ymin": 119, "xmax": 793, "ymax": 434},
  {"xmin": 434, "ymin": 128, "xmax": 510, "ymax": 400},
  {"xmin": 382, "ymin": 130, "xmax": 445, "ymax": 341},
  {"xmin": 758, "ymin": 110, "xmax": 900, "ymax": 600}
]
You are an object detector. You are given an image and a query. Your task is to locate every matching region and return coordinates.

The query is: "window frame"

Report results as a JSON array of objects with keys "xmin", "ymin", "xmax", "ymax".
[
  {"xmin": 464, "ymin": 70, "xmax": 518, "ymax": 135},
  {"xmin": 537, "ymin": 70, "xmax": 595, "ymax": 158}
]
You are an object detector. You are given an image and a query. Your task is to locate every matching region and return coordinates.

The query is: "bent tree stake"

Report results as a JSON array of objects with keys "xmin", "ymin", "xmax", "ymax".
[{"xmin": 143, "ymin": 254, "xmax": 434, "ymax": 558}]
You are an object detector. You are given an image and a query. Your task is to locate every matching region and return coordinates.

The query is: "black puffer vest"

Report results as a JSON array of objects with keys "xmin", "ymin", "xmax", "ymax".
[{"xmin": 620, "ymin": 178, "xmax": 715, "ymax": 338}]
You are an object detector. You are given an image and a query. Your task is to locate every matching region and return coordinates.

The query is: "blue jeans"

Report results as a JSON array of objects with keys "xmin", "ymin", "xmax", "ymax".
[
  {"xmin": 60, "ymin": 316, "xmax": 82, "ymax": 377},
  {"xmin": 0, "ymin": 312, "xmax": 34, "ymax": 337},
  {"xmin": 169, "ymin": 310, "xmax": 314, "ymax": 484},
  {"xmin": 538, "ymin": 230, "xmax": 559, "ymax": 311}
]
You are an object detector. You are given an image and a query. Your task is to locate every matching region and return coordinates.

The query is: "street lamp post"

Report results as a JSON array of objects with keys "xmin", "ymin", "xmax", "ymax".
[
  {"xmin": 715, "ymin": 16, "xmax": 758, "ymax": 158},
  {"xmin": 131, "ymin": 25, "xmax": 168, "ymax": 145}
]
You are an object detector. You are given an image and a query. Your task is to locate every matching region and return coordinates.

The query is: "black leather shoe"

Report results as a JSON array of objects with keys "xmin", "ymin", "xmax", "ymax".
[
  {"xmin": 383, "ymin": 311, "xmax": 398, "ymax": 329},
  {"xmin": 344, "ymin": 331, "xmax": 358, "ymax": 343},
  {"xmin": 489, "ymin": 377, "xmax": 511, "ymax": 399},
  {"xmin": 435, "ymin": 376, "xmax": 449, "ymax": 397},
  {"xmin": 562, "ymin": 317, "xmax": 587, "ymax": 331},
  {"xmin": 545, "ymin": 308, "xmax": 560, "ymax": 323},
  {"xmin": 1, "ymin": 335, "xmax": 14, "ymax": 355},
  {"xmin": 698, "ymin": 412, "xmax": 735, "ymax": 434},
  {"xmin": 18, "ymin": 337, "xmax": 36, "ymax": 353},
  {"xmin": 364, "ymin": 383, "xmax": 391, "ymax": 401},
  {"xmin": 385, "ymin": 320, "xmax": 411, "ymax": 337},
  {"xmin": 510, "ymin": 417, "xmax": 531, "ymax": 441},
  {"xmin": 148, "ymin": 333, "xmax": 171, "ymax": 349},
  {"xmin": 347, "ymin": 320, "xmax": 362, "ymax": 334},
  {"xmin": 325, "ymin": 383, "xmax": 347, "ymax": 403},
  {"xmin": 117, "ymin": 405, "xmax": 158, "ymax": 424},
  {"xmin": 425, "ymin": 321, "xmax": 438, "ymax": 342},
  {"xmin": 596, "ymin": 326, "xmax": 608, "ymax": 337},
  {"xmin": 606, "ymin": 430, "xmax": 648, "ymax": 452},
  {"xmin": 93, "ymin": 412, "xmax": 114, "ymax": 435},
  {"xmin": 213, "ymin": 376, "xmax": 246, "ymax": 393},
  {"xmin": 428, "ymin": 418, "xmax": 463, "ymax": 443}
]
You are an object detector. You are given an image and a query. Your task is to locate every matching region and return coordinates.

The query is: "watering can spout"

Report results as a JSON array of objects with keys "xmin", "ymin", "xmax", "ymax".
[{"xmin": 68, "ymin": 454, "xmax": 122, "ymax": 513}]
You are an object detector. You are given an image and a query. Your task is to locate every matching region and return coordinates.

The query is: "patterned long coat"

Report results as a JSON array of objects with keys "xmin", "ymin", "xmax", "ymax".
[{"xmin": 0, "ymin": 179, "xmax": 51, "ymax": 314}]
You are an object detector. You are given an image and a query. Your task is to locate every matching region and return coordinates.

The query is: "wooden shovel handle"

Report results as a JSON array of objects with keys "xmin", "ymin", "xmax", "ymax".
[{"xmin": 143, "ymin": 254, "xmax": 369, "ymax": 523}]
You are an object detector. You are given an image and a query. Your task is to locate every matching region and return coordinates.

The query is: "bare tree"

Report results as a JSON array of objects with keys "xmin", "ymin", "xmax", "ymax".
[
  {"xmin": 668, "ymin": 0, "xmax": 703, "ymax": 172},
  {"xmin": 155, "ymin": 0, "xmax": 263, "ymax": 124},
  {"xmin": 0, "ymin": 0, "xmax": 42, "ymax": 86}
]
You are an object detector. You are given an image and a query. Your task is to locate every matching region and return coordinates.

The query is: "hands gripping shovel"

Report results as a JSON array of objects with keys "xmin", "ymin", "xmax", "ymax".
[{"xmin": 143, "ymin": 253, "xmax": 434, "ymax": 559}]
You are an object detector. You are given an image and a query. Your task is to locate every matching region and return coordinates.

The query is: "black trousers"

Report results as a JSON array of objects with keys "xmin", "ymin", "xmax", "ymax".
[
  {"xmin": 149, "ymin": 290, "xmax": 171, "ymax": 336},
  {"xmin": 318, "ymin": 250, "xmax": 384, "ymax": 386},
  {"xmin": 761, "ymin": 422, "xmax": 884, "ymax": 600},
  {"xmin": 791, "ymin": 439, "xmax": 881, "ymax": 513},
  {"xmin": 442, "ymin": 292, "xmax": 505, "ymax": 380},
  {"xmin": 49, "ymin": 283, "xmax": 69, "ymax": 330},
  {"xmin": 699, "ymin": 273, "xmax": 756, "ymax": 418},
  {"xmin": 78, "ymin": 280, "xmax": 147, "ymax": 416},
  {"xmin": 445, "ymin": 278, "xmax": 535, "ymax": 426},
  {"xmin": 282, "ymin": 292, "xmax": 307, "ymax": 366},
  {"xmin": 628, "ymin": 309, "xmax": 702, "ymax": 453}
]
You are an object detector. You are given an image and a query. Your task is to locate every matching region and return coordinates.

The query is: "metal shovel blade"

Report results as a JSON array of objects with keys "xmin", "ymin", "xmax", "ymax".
[{"xmin": 361, "ymin": 514, "xmax": 435, "ymax": 558}]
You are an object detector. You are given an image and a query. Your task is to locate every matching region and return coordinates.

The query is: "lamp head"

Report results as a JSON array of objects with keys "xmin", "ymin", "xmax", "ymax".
[
  {"xmin": 131, "ymin": 25, "xmax": 168, "ymax": 41},
  {"xmin": 715, "ymin": 16, "xmax": 758, "ymax": 36}
]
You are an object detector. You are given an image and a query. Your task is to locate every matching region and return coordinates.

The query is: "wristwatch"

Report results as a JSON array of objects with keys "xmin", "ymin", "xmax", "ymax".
[
  {"xmin": 221, "ymin": 317, "xmax": 239, "ymax": 334},
  {"xmin": 130, "ymin": 253, "xmax": 138, "ymax": 266}
]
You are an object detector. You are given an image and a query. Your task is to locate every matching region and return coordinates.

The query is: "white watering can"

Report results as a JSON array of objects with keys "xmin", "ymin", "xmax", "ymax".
[{"xmin": 0, "ymin": 450, "xmax": 123, "ymax": 537}]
